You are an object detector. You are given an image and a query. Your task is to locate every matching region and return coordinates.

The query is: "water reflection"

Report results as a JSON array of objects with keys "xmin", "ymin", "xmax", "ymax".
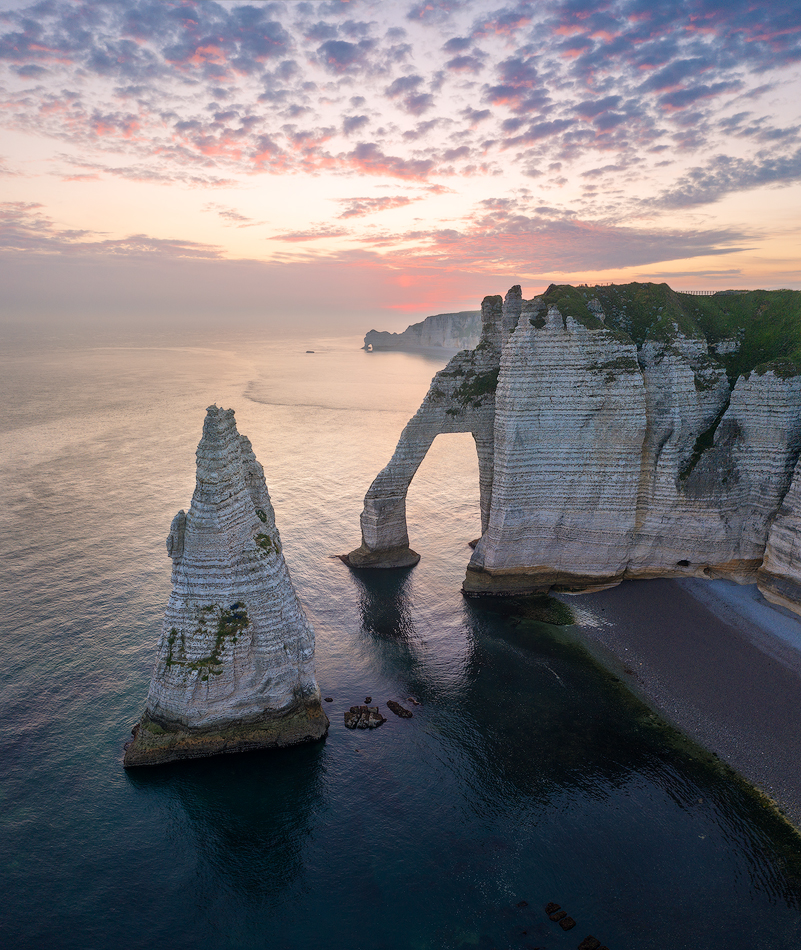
[
  {"xmin": 350, "ymin": 565, "xmax": 417, "ymax": 641},
  {"xmin": 348, "ymin": 564, "xmax": 476, "ymax": 711},
  {"xmin": 126, "ymin": 742, "xmax": 325, "ymax": 903}
]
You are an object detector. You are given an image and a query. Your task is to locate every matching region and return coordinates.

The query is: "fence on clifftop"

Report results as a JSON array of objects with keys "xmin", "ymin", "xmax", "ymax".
[
  {"xmin": 676, "ymin": 289, "xmax": 750, "ymax": 296},
  {"xmin": 574, "ymin": 284, "xmax": 752, "ymax": 295}
]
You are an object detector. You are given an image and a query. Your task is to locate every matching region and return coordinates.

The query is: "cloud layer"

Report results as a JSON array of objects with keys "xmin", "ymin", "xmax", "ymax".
[{"xmin": 0, "ymin": 0, "xmax": 800, "ymax": 322}]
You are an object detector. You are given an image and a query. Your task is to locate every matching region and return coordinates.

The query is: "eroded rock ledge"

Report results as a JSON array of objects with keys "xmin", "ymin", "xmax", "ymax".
[
  {"xmin": 125, "ymin": 406, "xmax": 328, "ymax": 767},
  {"xmin": 348, "ymin": 283, "xmax": 801, "ymax": 616}
]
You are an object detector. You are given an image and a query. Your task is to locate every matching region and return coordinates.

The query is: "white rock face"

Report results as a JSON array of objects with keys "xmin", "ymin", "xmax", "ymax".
[
  {"xmin": 353, "ymin": 284, "xmax": 801, "ymax": 612},
  {"xmin": 467, "ymin": 302, "xmax": 647, "ymax": 591},
  {"xmin": 760, "ymin": 454, "xmax": 801, "ymax": 612},
  {"xmin": 364, "ymin": 310, "xmax": 481, "ymax": 351},
  {"xmin": 633, "ymin": 368, "xmax": 801, "ymax": 580},
  {"xmin": 125, "ymin": 406, "xmax": 327, "ymax": 766},
  {"xmin": 627, "ymin": 334, "xmax": 730, "ymax": 571},
  {"xmin": 348, "ymin": 290, "xmax": 515, "ymax": 567}
]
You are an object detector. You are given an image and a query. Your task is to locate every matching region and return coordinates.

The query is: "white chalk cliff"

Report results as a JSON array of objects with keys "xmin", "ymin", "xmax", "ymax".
[
  {"xmin": 349, "ymin": 283, "xmax": 801, "ymax": 616},
  {"xmin": 125, "ymin": 406, "xmax": 327, "ymax": 766},
  {"xmin": 365, "ymin": 310, "xmax": 481, "ymax": 351}
]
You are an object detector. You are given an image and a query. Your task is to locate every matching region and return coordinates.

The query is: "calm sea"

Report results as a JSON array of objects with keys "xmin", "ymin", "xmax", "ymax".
[{"xmin": 1, "ymin": 329, "xmax": 800, "ymax": 950}]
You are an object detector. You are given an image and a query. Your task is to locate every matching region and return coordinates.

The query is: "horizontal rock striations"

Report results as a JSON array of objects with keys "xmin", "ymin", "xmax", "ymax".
[
  {"xmin": 346, "ymin": 289, "xmax": 516, "ymax": 567},
  {"xmin": 758, "ymin": 453, "xmax": 801, "ymax": 611},
  {"xmin": 125, "ymin": 406, "xmax": 328, "ymax": 767},
  {"xmin": 365, "ymin": 310, "xmax": 481, "ymax": 352},
  {"xmin": 468, "ymin": 300, "xmax": 648, "ymax": 593},
  {"xmin": 350, "ymin": 281, "xmax": 801, "ymax": 614}
]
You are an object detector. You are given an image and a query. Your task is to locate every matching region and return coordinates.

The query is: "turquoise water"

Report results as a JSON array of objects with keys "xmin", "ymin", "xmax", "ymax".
[{"xmin": 1, "ymin": 330, "xmax": 800, "ymax": 949}]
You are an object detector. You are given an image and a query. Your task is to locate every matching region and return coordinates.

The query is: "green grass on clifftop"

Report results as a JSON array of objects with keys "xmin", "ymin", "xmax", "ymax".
[
  {"xmin": 540, "ymin": 283, "xmax": 801, "ymax": 379},
  {"xmin": 687, "ymin": 290, "xmax": 801, "ymax": 379}
]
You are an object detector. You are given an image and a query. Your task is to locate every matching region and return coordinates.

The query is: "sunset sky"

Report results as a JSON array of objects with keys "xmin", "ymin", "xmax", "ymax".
[{"xmin": 1, "ymin": 0, "xmax": 800, "ymax": 333}]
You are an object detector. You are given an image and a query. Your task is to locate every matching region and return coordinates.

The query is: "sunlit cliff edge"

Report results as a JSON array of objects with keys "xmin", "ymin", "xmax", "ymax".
[{"xmin": 348, "ymin": 282, "xmax": 801, "ymax": 616}]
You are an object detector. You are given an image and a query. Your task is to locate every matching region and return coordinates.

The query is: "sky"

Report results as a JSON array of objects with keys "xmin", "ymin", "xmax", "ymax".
[{"xmin": 1, "ymin": 0, "xmax": 800, "ymax": 333}]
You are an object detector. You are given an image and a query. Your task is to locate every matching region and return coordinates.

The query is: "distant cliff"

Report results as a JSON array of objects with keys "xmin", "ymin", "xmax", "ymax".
[
  {"xmin": 348, "ymin": 282, "xmax": 801, "ymax": 616},
  {"xmin": 365, "ymin": 310, "xmax": 481, "ymax": 351}
]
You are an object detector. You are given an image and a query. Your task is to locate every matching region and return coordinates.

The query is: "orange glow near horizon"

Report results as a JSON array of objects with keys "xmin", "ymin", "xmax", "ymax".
[{"xmin": 0, "ymin": 0, "xmax": 800, "ymax": 329}]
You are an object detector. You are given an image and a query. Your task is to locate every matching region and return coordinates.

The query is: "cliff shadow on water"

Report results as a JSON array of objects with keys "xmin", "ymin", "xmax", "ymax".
[{"xmin": 126, "ymin": 742, "xmax": 325, "ymax": 902}]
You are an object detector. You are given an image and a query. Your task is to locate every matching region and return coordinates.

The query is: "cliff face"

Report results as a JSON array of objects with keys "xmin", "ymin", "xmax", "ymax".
[
  {"xmin": 349, "ymin": 282, "xmax": 801, "ymax": 615},
  {"xmin": 758, "ymin": 453, "xmax": 801, "ymax": 610},
  {"xmin": 347, "ymin": 292, "xmax": 511, "ymax": 567},
  {"xmin": 125, "ymin": 406, "xmax": 328, "ymax": 766},
  {"xmin": 468, "ymin": 301, "xmax": 647, "ymax": 592},
  {"xmin": 365, "ymin": 310, "xmax": 481, "ymax": 351}
]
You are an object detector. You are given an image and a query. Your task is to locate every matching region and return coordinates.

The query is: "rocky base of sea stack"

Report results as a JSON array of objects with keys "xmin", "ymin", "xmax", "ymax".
[
  {"xmin": 342, "ymin": 544, "xmax": 420, "ymax": 568},
  {"xmin": 123, "ymin": 701, "xmax": 329, "ymax": 767}
]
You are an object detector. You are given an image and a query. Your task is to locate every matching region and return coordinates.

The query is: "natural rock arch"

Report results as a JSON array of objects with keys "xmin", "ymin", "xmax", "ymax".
[
  {"xmin": 348, "ymin": 280, "xmax": 801, "ymax": 614},
  {"xmin": 346, "ymin": 288, "xmax": 521, "ymax": 568}
]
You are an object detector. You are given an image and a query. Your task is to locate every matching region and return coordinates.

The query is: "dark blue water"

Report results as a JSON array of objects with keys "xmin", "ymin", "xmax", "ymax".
[{"xmin": 2, "ymin": 331, "xmax": 800, "ymax": 949}]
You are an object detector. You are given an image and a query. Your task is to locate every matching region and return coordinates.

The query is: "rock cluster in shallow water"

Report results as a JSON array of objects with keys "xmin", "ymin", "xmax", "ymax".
[
  {"xmin": 124, "ymin": 405, "xmax": 328, "ymax": 766},
  {"xmin": 343, "ymin": 705, "xmax": 386, "ymax": 729},
  {"xmin": 349, "ymin": 282, "xmax": 801, "ymax": 616}
]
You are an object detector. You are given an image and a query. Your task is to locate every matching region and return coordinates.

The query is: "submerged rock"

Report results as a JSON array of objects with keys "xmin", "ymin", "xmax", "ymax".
[
  {"xmin": 387, "ymin": 700, "xmax": 413, "ymax": 718},
  {"xmin": 124, "ymin": 406, "xmax": 328, "ymax": 767}
]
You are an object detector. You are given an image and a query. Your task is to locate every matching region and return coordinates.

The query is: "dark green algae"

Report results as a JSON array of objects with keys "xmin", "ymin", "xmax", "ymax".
[{"xmin": 467, "ymin": 591, "xmax": 801, "ymax": 856}]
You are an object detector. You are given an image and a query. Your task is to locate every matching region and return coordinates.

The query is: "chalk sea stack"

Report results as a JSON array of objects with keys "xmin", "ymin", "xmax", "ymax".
[
  {"xmin": 350, "ymin": 283, "xmax": 801, "ymax": 615},
  {"xmin": 124, "ymin": 406, "xmax": 328, "ymax": 767}
]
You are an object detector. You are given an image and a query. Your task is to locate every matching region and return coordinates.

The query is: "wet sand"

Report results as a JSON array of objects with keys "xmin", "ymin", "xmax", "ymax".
[{"xmin": 565, "ymin": 577, "xmax": 801, "ymax": 829}]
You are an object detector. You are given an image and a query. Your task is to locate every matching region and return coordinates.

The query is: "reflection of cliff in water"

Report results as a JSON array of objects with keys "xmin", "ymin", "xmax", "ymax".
[
  {"xmin": 351, "ymin": 566, "xmax": 417, "ymax": 641},
  {"xmin": 350, "ymin": 566, "xmax": 477, "ymax": 708},
  {"xmin": 349, "ymin": 566, "xmax": 443, "ymax": 702},
  {"xmin": 126, "ymin": 743, "xmax": 324, "ymax": 902}
]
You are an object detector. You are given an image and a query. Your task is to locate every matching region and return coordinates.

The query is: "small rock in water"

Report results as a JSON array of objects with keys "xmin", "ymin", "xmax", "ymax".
[
  {"xmin": 548, "ymin": 910, "xmax": 566, "ymax": 922},
  {"xmin": 324, "ymin": 697, "xmax": 333, "ymax": 702},
  {"xmin": 544, "ymin": 903, "xmax": 560, "ymax": 915},
  {"xmin": 577, "ymin": 937, "xmax": 600, "ymax": 950},
  {"xmin": 387, "ymin": 699, "xmax": 413, "ymax": 718},
  {"xmin": 407, "ymin": 696, "xmax": 421, "ymax": 706},
  {"xmin": 558, "ymin": 916, "xmax": 576, "ymax": 930},
  {"xmin": 364, "ymin": 696, "xmax": 372, "ymax": 704},
  {"xmin": 516, "ymin": 900, "xmax": 528, "ymax": 908},
  {"xmin": 343, "ymin": 705, "xmax": 386, "ymax": 729}
]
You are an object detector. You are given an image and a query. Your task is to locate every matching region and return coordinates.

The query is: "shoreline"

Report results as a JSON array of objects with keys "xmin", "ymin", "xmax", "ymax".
[{"xmin": 561, "ymin": 577, "xmax": 801, "ymax": 830}]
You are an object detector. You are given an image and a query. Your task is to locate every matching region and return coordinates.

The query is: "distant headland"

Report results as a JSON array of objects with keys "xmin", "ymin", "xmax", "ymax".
[
  {"xmin": 349, "ymin": 281, "xmax": 801, "ymax": 615},
  {"xmin": 364, "ymin": 310, "xmax": 481, "ymax": 351}
]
